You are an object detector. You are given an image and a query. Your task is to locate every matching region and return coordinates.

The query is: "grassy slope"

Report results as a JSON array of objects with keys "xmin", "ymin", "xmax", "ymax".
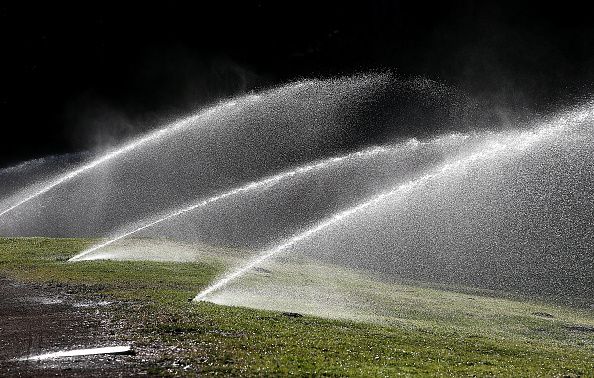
[{"xmin": 0, "ymin": 237, "xmax": 593, "ymax": 376}]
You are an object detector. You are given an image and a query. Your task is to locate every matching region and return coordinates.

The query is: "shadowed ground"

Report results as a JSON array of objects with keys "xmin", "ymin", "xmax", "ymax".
[{"xmin": 0, "ymin": 277, "xmax": 144, "ymax": 377}]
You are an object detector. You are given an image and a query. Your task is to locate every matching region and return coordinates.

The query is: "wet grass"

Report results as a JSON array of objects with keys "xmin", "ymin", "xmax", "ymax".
[
  {"xmin": 1, "ymin": 237, "xmax": 593, "ymax": 376},
  {"xmin": 226, "ymin": 261, "xmax": 594, "ymax": 349}
]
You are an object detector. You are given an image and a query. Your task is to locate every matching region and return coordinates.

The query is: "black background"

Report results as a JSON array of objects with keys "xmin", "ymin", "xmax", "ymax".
[{"xmin": 2, "ymin": 1, "xmax": 594, "ymax": 167}]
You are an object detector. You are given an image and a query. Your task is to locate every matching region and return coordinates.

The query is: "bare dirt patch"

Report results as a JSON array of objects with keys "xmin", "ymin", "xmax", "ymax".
[{"xmin": 0, "ymin": 276, "xmax": 149, "ymax": 377}]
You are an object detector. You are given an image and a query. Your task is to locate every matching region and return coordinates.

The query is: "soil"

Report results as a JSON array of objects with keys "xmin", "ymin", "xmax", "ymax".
[{"xmin": 0, "ymin": 276, "xmax": 151, "ymax": 377}]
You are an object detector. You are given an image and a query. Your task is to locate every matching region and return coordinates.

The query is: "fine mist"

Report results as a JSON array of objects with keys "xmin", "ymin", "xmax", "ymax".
[
  {"xmin": 0, "ymin": 74, "xmax": 477, "ymax": 237},
  {"xmin": 2, "ymin": 73, "xmax": 593, "ymax": 318}
]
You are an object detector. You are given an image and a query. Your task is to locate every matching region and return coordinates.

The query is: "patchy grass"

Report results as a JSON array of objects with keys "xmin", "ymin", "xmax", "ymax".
[{"xmin": 1, "ymin": 237, "xmax": 593, "ymax": 376}]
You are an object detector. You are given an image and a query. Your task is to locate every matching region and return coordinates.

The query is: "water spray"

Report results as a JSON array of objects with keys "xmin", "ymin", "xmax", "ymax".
[
  {"xmin": 0, "ymin": 107, "xmax": 228, "ymax": 219},
  {"xmin": 0, "ymin": 79, "xmax": 320, "ymax": 220},
  {"xmin": 69, "ymin": 131, "xmax": 477, "ymax": 262},
  {"xmin": 69, "ymin": 145, "xmax": 403, "ymax": 261},
  {"xmin": 193, "ymin": 104, "xmax": 593, "ymax": 302}
]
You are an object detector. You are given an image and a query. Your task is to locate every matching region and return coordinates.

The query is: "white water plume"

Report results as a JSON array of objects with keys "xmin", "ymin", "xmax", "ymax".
[
  {"xmin": 1, "ymin": 74, "xmax": 398, "ymax": 237},
  {"xmin": 0, "ymin": 101, "xmax": 236, "ymax": 219},
  {"xmin": 194, "ymin": 102, "xmax": 593, "ymax": 302},
  {"xmin": 0, "ymin": 152, "xmax": 88, "ymax": 198},
  {"xmin": 69, "ymin": 146, "xmax": 391, "ymax": 261},
  {"xmin": 3, "ymin": 73, "xmax": 593, "ymax": 308},
  {"xmin": 70, "ymin": 131, "xmax": 476, "ymax": 262},
  {"xmin": 0, "ymin": 76, "xmax": 340, "ymax": 220}
]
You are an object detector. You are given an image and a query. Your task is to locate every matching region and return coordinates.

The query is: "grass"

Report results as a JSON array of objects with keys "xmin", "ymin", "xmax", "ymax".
[
  {"xmin": 215, "ymin": 260, "xmax": 594, "ymax": 350},
  {"xmin": 1, "ymin": 237, "xmax": 593, "ymax": 376}
]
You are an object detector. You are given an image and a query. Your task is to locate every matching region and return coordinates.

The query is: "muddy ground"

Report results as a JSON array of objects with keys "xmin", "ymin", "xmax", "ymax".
[{"xmin": 0, "ymin": 276, "xmax": 155, "ymax": 377}]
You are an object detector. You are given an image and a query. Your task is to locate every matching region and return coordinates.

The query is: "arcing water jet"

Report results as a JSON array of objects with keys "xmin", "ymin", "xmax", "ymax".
[
  {"xmin": 194, "ymin": 102, "xmax": 593, "ymax": 302},
  {"xmin": 193, "ymin": 145, "xmax": 505, "ymax": 301},
  {"xmin": 1, "ymin": 74, "xmax": 398, "ymax": 237},
  {"xmin": 0, "ymin": 152, "xmax": 87, "ymax": 198},
  {"xmin": 68, "ymin": 146, "xmax": 390, "ymax": 261},
  {"xmin": 0, "ymin": 77, "xmax": 338, "ymax": 221},
  {"xmin": 0, "ymin": 101, "xmax": 235, "ymax": 219},
  {"xmin": 69, "ymin": 131, "xmax": 475, "ymax": 262}
]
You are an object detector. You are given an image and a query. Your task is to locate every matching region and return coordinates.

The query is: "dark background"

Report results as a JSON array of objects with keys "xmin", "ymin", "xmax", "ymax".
[{"xmin": 2, "ymin": 1, "xmax": 594, "ymax": 167}]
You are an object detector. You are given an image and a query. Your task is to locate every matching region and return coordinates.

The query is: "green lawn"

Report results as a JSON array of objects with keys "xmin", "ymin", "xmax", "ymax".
[{"xmin": 1, "ymin": 237, "xmax": 593, "ymax": 376}]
